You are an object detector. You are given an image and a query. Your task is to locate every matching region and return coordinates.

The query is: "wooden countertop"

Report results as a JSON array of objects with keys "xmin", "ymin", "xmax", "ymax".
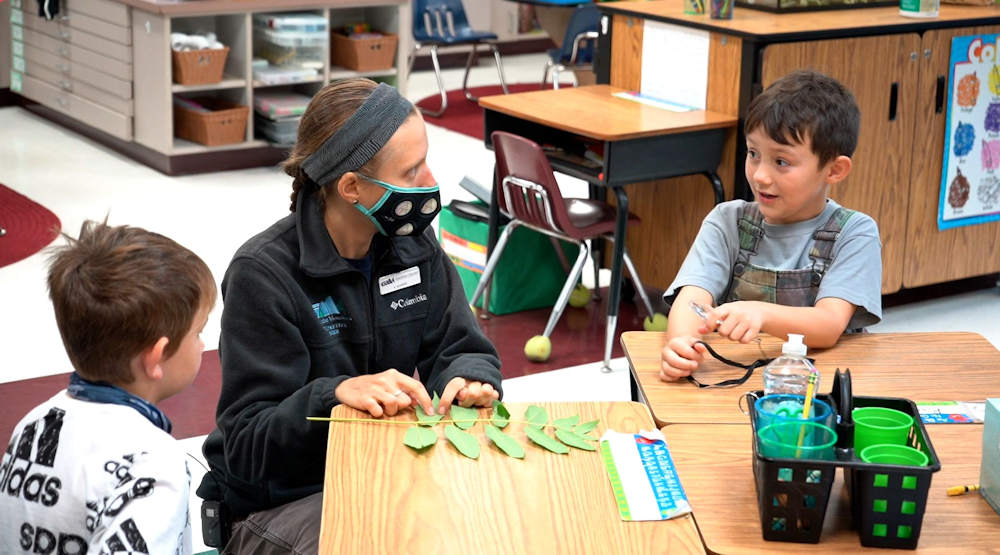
[
  {"xmin": 123, "ymin": 0, "xmax": 405, "ymax": 17},
  {"xmin": 479, "ymin": 85, "xmax": 737, "ymax": 142},
  {"xmin": 600, "ymin": 0, "xmax": 1000, "ymax": 41}
]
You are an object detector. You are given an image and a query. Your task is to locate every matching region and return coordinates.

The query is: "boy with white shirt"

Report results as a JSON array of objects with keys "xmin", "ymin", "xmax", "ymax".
[{"xmin": 0, "ymin": 220, "xmax": 216, "ymax": 554}]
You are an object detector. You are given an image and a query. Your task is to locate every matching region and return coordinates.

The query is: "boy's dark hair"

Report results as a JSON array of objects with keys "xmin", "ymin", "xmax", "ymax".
[
  {"xmin": 745, "ymin": 69, "xmax": 860, "ymax": 167},
  {"xmin": 47, "ymin": 220, "xmax": 217, "ymax": 384}
]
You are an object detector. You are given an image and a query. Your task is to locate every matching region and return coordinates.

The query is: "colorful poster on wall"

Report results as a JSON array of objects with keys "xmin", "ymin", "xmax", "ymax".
[{"xmin": 940, "ymin": 34, "xmax": 1000, "ymax": 230}]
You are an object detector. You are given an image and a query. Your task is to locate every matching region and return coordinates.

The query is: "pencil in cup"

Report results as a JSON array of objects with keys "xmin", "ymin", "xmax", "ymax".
[
  {"xmin": 794, "ymin": 372, "xmax": 819, "ymax": 457},
  {"xmin": 683, "ymin": 0, "xmax": 705, "ymax": 14},
  {"xmin": 710, "ymin": 0, "xmax": 733, "ymax": 19}
]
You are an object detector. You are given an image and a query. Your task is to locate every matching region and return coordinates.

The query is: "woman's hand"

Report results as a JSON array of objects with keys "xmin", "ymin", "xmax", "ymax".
[
  {"xmin": 438, "ymin": 377, "xmax": 499, "ymax": 414},
  {"xmin": 334, "ymin": 369, "xmax": 434, "ymax": 417},
  {"xmin": 660, "ymin": 335, "xmax": 708, "ymax": 381}
]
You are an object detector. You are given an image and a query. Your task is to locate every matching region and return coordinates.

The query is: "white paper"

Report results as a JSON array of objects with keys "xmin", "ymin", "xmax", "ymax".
[{"xmin": 640, "ymin": 21, "xmax": 709, "ymax": 111}]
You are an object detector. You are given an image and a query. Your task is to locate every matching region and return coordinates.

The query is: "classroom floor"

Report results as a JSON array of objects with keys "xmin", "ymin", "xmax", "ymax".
[{"xmin": 2, "ymin": 53, "xmax": 1000, "ymax": 552}]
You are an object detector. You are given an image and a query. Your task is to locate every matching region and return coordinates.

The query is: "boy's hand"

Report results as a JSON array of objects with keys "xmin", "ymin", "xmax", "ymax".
[
  {"xmin": 660, "ymin": 336, "xmax": 708, "ymax": 381},
  {"xmin": 335, "ymin": 369, "xmax": 434, "ymax": 417},
  {"xmin": 703, "ymin": 301, "xmax": 766, "ymax": 344},
  {"xmin": 439, "ymin": 377, "xmax": 499, "ymax": 414}
]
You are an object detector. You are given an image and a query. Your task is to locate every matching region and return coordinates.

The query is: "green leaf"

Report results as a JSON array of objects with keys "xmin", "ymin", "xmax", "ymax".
[
  {"xmin": 554, "ymin": 428, "xmax": 597, "ymax": 451},
  {"xmin": 450, "ymin": 405, "xmax": 479, "ymax": 430},
  {"xmin": 524, "ymin": 405, "xmax": 549, "ymax": 428},
  {"xmin": 416, "ymin": 393, "xmax": 444, "ymax": 426},
  {"xmin": 403, "ymin": 426, "xmax": 438, "ymax": 451},
  {"xmin": 553, "ymin": 415, "xmax": 580, "ymax": 430},
  {"xmin": 492, "ymin": 401, "xmax": 511, "ymax": 429},
  {"xmin": 574, "ymin": 420, "xmax": 599, "ymax": 434},
  {"xmin": 525, "ymin": 426, "xmax": 569, "ymax": 454},
  {"xmin": 444, "ymin": 425, "xmax": 480, "ymax": 459},
  {"xmin": 485, "ymin": 424, "xmax": 525, "ymax": 459}
]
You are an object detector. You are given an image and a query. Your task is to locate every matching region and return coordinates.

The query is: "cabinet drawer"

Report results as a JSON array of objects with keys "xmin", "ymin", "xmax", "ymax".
[
  {"xmin": 22, "ymin": 44, "xmax": 132, "ymax": 100},
  {"xmin": 20, "ymin": 74, "xmax": 132, "ymax": 140},
  {"xmin": 19, "ymin": 10, "xmax": 72, "ymax": 41},
  {"xmin": 68, "ymin": 0, "xmax": 129, "ymax": 27},
  {"xmin": 21, "ymin": 28, "xmax": 129, "ymax": 81},
  {"xmin": 71, "ymin": 26, "xmax": 132, "ymax": 63},
  {"xmin": 24, "ymin": 62, "xmax": 133, "ymax": 116},
  {"xmin": 21, "ymin": 27, "xmax": 72, "ymax": 58},
  {"xmin": 69, "ymin": 12, "xmax": 131, "ymax": 45}
]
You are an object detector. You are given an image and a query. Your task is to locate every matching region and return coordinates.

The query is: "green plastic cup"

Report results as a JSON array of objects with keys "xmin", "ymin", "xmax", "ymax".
[
  {"xmin": 853, "ymin": 407, "xmax": 913, "ymax": 453},
  {"xmin": 757, "ymin": 421, "xmax": 837, "ymax": 460},
  {"xmin": 859, "ymin": 444, "xmax": 929, "ymax": 467}
]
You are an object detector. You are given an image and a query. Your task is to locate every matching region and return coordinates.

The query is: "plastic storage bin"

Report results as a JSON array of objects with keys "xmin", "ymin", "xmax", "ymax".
[
  {"xmin": 255, "ymin": 114, "xmax": 300, "ymax": 145},
  {"xmin": 330, "ymin": 31, "xmax": 397, "ymax": 71},
  {"xmin": 748, "ymin": 370, "xmax": 941, "ymax": 549},
  {"xmin": 172, "ymin": 47, "xmax": 230, "ymax": 85},
  {"xmin": 253, "ymin": 13, "xmax": 328, "ymax": 32},
  {"xmin": 254, "ymin": 27, "xmax": 327, "ymax": 69},
  {"xmin": 174, "ymin": 97, "xmax": 249, "ymax": 146}
]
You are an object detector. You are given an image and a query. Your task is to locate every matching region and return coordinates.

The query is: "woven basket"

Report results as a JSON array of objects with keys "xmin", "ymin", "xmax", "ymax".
[
  {"xmin": 172, "ymin": 47, "xmax": 230, "ymax": 85},
  {"xmin": 330, "ymin": 32, "xmax": 397, "ymax": 72},
  {"xmin": 174, "ymin": 97, "xmax": 248, "ymax": 146}
]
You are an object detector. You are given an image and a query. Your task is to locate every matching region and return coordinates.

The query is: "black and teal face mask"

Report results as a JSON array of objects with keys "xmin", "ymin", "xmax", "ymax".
[{"xmin": 355, "ymin": 174, "xmax": 441, "ymax": 236}]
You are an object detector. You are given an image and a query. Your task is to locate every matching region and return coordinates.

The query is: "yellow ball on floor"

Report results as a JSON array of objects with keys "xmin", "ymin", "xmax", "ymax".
[
  {"xmin": 524, "ymin": 335, "xmax": 552, "ymax": 362},
  {"xmin": 643, "ymin": 313, "xmax": 668, "ymax": 331},
  {"xmin": 568, "ymin": 284, "xmax": 591, "ymax": 308}
]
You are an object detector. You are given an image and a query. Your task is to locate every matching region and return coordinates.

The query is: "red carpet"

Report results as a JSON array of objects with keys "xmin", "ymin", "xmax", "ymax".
[
  {"xmin": 0, "ymin": 184, "xmax": 62, "ymax": 267},
  {"xmin": 417, "ymin": 83, "xmax": 550, "ymax": 141}
]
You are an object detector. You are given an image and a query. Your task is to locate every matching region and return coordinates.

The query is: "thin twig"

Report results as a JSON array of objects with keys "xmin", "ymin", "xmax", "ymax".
[{"xmin": 306, "ymin": 416, "xmax": 544, "ymax": 427}]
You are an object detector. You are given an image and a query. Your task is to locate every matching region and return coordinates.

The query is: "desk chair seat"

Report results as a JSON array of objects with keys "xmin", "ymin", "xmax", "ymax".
[
  {"xmin": 410, "ymin": 0, "xmax": 509, "ymax": 117},
  {"xmin": 543, "ymin": 4, "xmax": 599, "ymax": 90},
  {"xmin": 471, "ymin": 131, "xmax": 666, "ymax": 366}
]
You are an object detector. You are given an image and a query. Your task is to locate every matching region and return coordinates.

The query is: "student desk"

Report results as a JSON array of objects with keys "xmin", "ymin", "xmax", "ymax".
[
  {"xmin": 479, "ymin": 85, "xmax": 736, "ymax": 368},
  {"xmin": 317, "ymin": 401, "xmax": 705, "ymax": 553},
  {"xmin": 664, "ymin": 424, "xmax": 999, "ymax": 552},
  {"xmin": 621, "ymin": 331, "xmax": 1000, "ymax": 426}
]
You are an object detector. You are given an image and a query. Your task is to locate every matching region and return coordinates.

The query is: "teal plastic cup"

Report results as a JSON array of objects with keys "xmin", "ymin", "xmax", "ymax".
[
  {"xmin": 853, "ymin": 407, "xmax": 913, "ymax": 453},
  {"xmin": 755, "ymin": 394, "xmax": 834, "ymax": 431},
  {"xmin": 859, "ymin": 444, "xmax": 929, "ymax": 467},
  {"xmin": 757, "ymin": 421, "xmax": 837, "ymax": 460}
]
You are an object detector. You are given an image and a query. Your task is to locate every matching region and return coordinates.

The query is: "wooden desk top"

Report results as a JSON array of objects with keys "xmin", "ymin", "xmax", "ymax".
[
  {"xmin": 318, "ymin": 401, "xmax": 705, "ymax": 554},
  {"xmin": 622, "ymin": 331, "xmax": 1000, "ymax": 426},
  {"xmin": 601, "ymin": 0, "xmax": 1000, "ymax": 41},
  {"xmin": 120, "ymin": 0, "xmax": 404, "ymax": 17},
  {"xmin": 664, "ymin": 423, "xmax": 999, "ymax": 553},
  {"xmin": 479, "ymin": 85, "xmax": 738, "ymax": 142}
]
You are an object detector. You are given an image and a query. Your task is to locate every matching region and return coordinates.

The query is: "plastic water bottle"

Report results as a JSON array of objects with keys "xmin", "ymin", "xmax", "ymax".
[
  {"xmin": 763, "ymin": 334, "xmax": 819, "ymax": 399},
  {"xmin": 899, "ymin": 0, "xmax": 939, "ymax": 18}
]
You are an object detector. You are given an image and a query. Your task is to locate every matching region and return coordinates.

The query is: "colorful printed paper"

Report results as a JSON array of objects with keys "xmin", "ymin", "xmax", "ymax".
[
  {"xmin": 600, "ymin": 429, "xmax": 691, "ymax": 521},
  {"xmin": 917, "ymin": 401, "xmax": 985, "ymax": 424},
  {"xmin": 939, "ymin": 35, "xmax": 1000, "ymax": 229}
]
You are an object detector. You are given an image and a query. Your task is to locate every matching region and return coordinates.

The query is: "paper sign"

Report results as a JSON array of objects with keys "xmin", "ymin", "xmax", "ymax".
[
  {"xmin": 640, "ymin": 21, "xmax": 708, "ymax": 112},
  {"xmin": 917, "ymin": 401, "xmax": 985, "ymax": 423},
  {"xmin": 600, "ymin": 429, "xmax": 691, "ymax": 521},
  {"xmin": 11, "ymin": 9, "xmax": 23, "ymax": 25},
  {"xmin": 10, "ymin": 71, "xmax": 22, "ymax": 94}
]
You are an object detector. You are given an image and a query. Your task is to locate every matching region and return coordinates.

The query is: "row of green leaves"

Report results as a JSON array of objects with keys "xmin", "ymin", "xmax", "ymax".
[{"xmin": 403, "ymin": 395, "xmax": 599, "ymax": 459}]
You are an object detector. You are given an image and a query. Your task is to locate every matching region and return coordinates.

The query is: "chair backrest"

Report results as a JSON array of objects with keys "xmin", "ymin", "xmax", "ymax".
[
  {"xmin": 413, "ymin": 0, "xmax": 472, "ymax": 41},
  {"xmin": 491, "ymin": 131, "xmax": 574, "ymax": 235},
  {"xmin": 558, "ymin": 4, "xmax": 600, "ymax": 64}
]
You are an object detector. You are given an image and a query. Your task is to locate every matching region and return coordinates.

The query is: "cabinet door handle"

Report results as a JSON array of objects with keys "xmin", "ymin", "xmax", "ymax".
[
  {"xmin": 888, "ymin": 82, "xmax": 898, "ymax": 121},
  {"xmin": 935, "ymin": 76, "xmax": 946, "ymax": 114}
]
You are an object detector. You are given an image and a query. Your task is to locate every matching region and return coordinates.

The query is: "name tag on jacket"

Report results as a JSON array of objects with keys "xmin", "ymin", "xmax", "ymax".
[{"xmin": 379, "ymin": 266, "xmax": 421, "ymax": 295}]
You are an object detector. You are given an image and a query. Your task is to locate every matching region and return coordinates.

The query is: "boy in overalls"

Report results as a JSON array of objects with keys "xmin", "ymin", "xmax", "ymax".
[{"xmin": 660, "ymin": 70, "xmax": 882, "ymax": 382}]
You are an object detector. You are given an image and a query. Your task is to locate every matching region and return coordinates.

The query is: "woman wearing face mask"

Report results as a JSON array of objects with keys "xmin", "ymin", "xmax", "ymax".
[{"xmin": 197, "ymin": 79, "xmax": 502, "ymax": 553}]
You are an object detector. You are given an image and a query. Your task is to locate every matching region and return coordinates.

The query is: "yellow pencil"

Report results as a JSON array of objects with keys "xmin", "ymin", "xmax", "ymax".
[
  {"xmin": 947, "ymin": 484, "xmax": 980, "ymax": 496},
  {"xmin": 794, "ymin": 372, "xmax": 819, "ymax": 457}
]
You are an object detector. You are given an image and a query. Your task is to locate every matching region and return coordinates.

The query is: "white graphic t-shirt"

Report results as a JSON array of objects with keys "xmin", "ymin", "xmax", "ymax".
[{"xmin": 0, "ymin": 391, "xmax": 193, "ymax": 554}]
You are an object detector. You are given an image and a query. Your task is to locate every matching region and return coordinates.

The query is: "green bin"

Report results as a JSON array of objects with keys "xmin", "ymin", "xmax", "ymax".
[{"xmin": 438, "ymin": 200, "xmax": 578, "ymax": 315}]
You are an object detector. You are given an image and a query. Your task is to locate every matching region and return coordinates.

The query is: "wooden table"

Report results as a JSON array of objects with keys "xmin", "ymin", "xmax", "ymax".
[
  {"xmin": 480, "ymin": 85, "xmax": 737, "ymax": 370},
  {"xmin": 318, "ymin": 401, "xmax": 705, "ymax": 554},
  {"xmin": 622, "ymin": 331, "xmax": 1000, "ymax": 426},
  {"xmin": 664, "ymin": 423, "xmax": 999, "ymax": 552}
]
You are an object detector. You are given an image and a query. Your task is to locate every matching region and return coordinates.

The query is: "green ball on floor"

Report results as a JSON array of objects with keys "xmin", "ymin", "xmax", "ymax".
[
  {"xmin": 524, "ymin": 335, "xmax": 552, "ymax": 362},
  {"xmin": 568, "ymin": 284, "xmax": 591, "ymax": 308},
  {"xmin": 643, "ymin": 313, "xmax": 668, "ymax": 331}
]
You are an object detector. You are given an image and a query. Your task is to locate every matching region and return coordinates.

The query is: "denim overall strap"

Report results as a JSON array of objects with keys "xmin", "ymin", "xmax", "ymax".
[{"xmin": 723, "ymin": 205, "xmax": 854, "ymax": 307}]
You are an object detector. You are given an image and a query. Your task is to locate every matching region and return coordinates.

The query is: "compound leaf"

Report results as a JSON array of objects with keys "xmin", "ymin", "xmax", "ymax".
[
  {"xmin": 450, "ymin": 405, "xmax": 479, "ymax": 430},
  {"xmin": 574, "ymin": 420, "xmax": 600, "ymax": 435},
  {"xmin": 485, "ymin": 424, "xmax": 525, "ymax": 459},
  {"xmin": 553, "ymin": 415, "xmax": 580, "ymax": 430},
  {"xmin": 525, "ymin": 425, "xmax": 569, "ymax": 454},
  {"xmin": 403, "ymin": 426, "xmax": 438, "ymax": 451},
  {"xmin": 416, "ymin": 392, "xmax": 444, "ymax": 426},
  {"xmin": 554, "ymin": 428, "xmax": 597, "ymax": 451},
  {"xmin": 524, "ymin": 405, "xmax": 549, "ymax": 428},
  {"xmin": 444, "ymin": 425, "xmax": 480, "ymax": 459},
  {"xmin": 492, "ymin": 402, "xmax": 511, "ymax": 429}
]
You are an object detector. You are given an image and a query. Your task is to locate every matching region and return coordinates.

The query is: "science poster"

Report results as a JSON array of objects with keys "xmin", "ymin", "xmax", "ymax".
[{"xmin": 940, "ymin": 34, "xmax": 1000, "ymax": 230}]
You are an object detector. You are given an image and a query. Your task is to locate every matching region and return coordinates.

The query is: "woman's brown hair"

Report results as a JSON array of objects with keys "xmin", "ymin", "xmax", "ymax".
[{"xmin": 284, "ymin": 78, "xmax": 415, "ymax": 211}]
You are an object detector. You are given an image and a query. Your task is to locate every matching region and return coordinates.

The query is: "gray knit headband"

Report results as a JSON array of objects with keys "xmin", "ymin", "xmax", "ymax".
[{"xmin": 301, "ymin": 82, "xmax": 413, "ymax": 187}]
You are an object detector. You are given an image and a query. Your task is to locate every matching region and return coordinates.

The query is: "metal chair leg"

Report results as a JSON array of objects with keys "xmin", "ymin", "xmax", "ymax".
[
  {"xmin": 418, "ymin": 45, "xmax": 448, "ymax": 118},
  {"xmin": 622, "ymin": 251, "xmax": 656, "ymax": 319},
  {"xmin": 549, "ymin": 237, "xmax": 571, "ymax": 274},
  {"xmin": 542, "ymin": 242, "xmax": 590, "ymax": 338},
  {"xmin": 542, "ymin": 59, "xmax": 553, "ymax": 90},
  {"xmin": 470, "ymin": 221, "xmax": 519, "ymax": 314},
  {"xmin": 590, "ymin": 238, "xmax": 601, "ymax": 300},
  {"xmin": 490, "ymin": 44, "xmax": 509, "ymax": 95},
  {"xmin": 462, "ymin": 45, "xmax": 479, "ymax": 102},
  {"xmin": 552, "ymin": 65, "xmax": 562, "ymax": 90}
]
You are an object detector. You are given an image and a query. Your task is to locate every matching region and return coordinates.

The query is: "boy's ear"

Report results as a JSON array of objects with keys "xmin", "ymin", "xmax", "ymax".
[
  {"xmin": 336, "ymin": 172, "xmax": 363, "ymax": 205},
  {"xmin": 825, "ymin": 155, "xmax": 853, "ymax": 185},
  {"xmin": 140, "ymin": 337, "xmax": 170, "ymax": 381}
]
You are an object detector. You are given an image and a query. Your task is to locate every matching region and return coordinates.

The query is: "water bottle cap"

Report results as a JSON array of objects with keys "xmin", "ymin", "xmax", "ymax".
[{"xmin": 782, "ymin": 333, "xmax": 808, "ymax": 357}]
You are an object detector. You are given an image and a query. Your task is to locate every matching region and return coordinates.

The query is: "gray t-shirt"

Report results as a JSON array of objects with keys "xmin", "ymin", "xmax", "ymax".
[{"xmin": 665, "ymin": 199, "xmax": 882, "ymax": 329}]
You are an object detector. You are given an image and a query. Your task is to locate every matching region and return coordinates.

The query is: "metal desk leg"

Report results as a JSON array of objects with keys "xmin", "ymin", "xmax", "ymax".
[
  {"xmin": 480, "ymin": 166, "xmax": 501, "ymax": 319},
  {"xmin": 603, "ymin": 187, "xmax": 629, "ymax": 373},
  {"xmin": 704, "ymin": 171, "xmax": 725, "ymax": 205}
]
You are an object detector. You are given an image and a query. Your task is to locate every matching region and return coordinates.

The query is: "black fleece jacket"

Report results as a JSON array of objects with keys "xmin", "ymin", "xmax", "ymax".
[{"xmin": 197, "ymin": 192, "xmax": 502, "ymax": 517}]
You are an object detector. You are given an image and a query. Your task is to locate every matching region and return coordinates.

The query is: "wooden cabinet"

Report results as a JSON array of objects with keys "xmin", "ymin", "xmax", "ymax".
[{"xmin": 760, "ymin": 35, "xmax": 921, "ymax": 294}]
